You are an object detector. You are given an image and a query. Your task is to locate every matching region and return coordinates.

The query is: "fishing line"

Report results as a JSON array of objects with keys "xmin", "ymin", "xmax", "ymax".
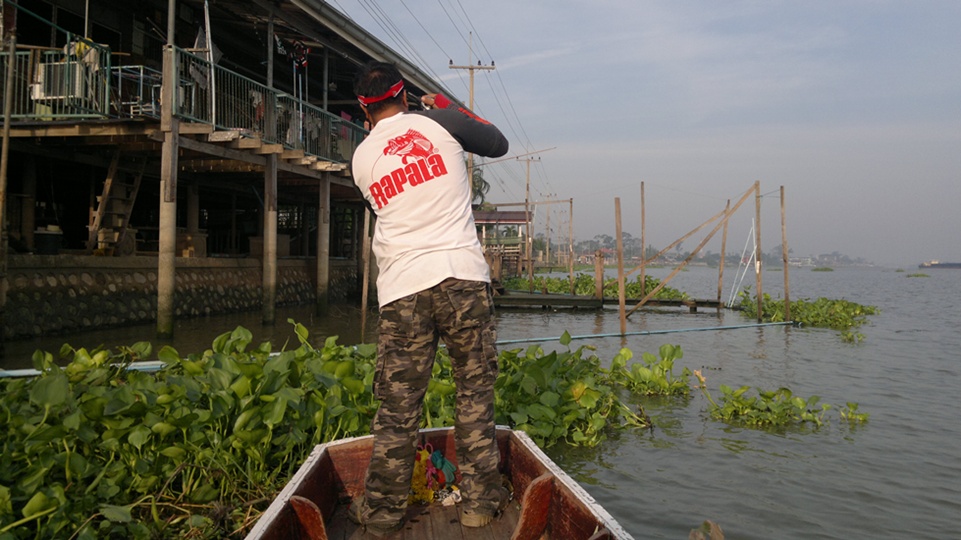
[
  {"xmin": 727, "ymin": 219, "xmax": 757, "ymax": 307},
  {"xmin": 495, "ymin": 321, "xmax": 794, "ymax": 346},
  {"xmin": 1, "ymin": 322, "xmax": 796, "ymax": 379}
]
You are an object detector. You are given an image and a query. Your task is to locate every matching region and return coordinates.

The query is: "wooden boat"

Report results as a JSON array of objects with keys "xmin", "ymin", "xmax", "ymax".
[{"xmin": 246, "ymin": 426, "xmax": 634, "ymax": 540}]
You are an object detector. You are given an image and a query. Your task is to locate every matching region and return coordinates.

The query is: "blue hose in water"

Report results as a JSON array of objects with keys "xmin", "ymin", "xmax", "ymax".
[{"xmin": 0, "ymin": 322, "xmax": 795, "ymax": 378}]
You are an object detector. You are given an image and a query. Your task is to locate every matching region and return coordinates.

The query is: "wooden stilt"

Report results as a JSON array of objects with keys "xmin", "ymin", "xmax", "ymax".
[{"xmin": 360, "ymin": 207, "xmax": 372, "ymax": 339}]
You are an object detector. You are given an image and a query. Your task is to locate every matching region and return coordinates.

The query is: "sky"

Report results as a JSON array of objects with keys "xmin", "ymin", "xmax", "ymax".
[{"xmin": 331, "ymin": 1, "xmax": 961, "ymax": 268}]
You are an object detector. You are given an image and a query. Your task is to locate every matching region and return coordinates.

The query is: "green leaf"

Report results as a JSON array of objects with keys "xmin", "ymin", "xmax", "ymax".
[
  {"xmin": 189, "ymin": 484, "xmax": 220, "ymax": 504},
  {"xmin": 157, "ymin": 345, "xmax": 181, "ymax": 365},
  {"xmin": 211, "ymin": 331, "xmax": 231, "ymax": 353},
  {"xmin": 167, "ymin": 411, "xmax": 199, "ymax": 428},
  {"xmin": 22, "ymin": 491, "xmax": 54, "ymax": 518},
  {"xmin": 160, "ymin": 446, "xmax": 186, "ymax": 461},
  {"xmin": 539, "ymin": 391, "xmax": 560, "ymax": 408},
  {"xmin": 100, "ymin": 504, "xmax": 132, "ymax": 523},
  {"xmin": 128, "ymin": 425, "xmax": 152, "ymax": 450},
  {"xmin": 576, "ymin": 388, "xmax": 600, "ymax": 409},
  {"xmin": 150, "ymin": 421, "xmax": 177, "ymax": 438},
  {"xmin": 264, "ymin": 397, "xmax": 287, "ymax": 427},
  {"xmin": 66, "ymin": 453, "xmax": 88, "ymax": 478},
  {"xmin": 230, "ymin": 376, "xmax": 252, "ymax": 398},
  {"xmin": 0, "ymin": 485, "xmax": 11, "ymax": 515},
  {"xmin": 17, "ymin": 466, "xmax": 49, "ymax": 495},
  {"xmin": 292, "ymin": 320, "xmax": 311, "ymax": 344},
  {"xmin": 103, "ymin": 386, "xmax": 136, "ymax": 416},
  {"xmin": 264, "ymin": 354, "xmax": 291, "ymax": 376},
  {"xmin": 559, "ymin": 330, "xmax": 572, "ymax": 346},
  {"xmin": 509, "ymin": 411, "xmax": 528, "ymax": 425},
  {"xmin": 569, "ymin": 380, "xmax": 586, "ymax": 401},
  {"xmin": 520, "ymin": 375, "xmax": 538, "ymax": 395},
  {"xmin": 354, "ymin": 343, "xmax": 377, "ymax": 357},
  {"xmin": 29, "ymin": 370, "xmax": 69, "ymax": 409},
  {"xmin": 527, "ymin": 403, "xmax": 557, "ymax": 421},
  {"xmin": 63, "ymin": 410, "xmax": 82, "ymax": 431}
]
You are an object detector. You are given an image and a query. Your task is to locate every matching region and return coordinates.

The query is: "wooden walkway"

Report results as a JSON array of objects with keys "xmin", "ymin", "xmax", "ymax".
[{"xmin": 494, "ymin": 292, "xmax": 723, "ymax": 312}]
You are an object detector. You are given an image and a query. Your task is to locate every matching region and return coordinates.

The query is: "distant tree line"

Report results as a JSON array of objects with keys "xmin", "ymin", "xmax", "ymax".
[{"xmin": 560, "ymin": 234, "xmax": 871, "ymax": 267}]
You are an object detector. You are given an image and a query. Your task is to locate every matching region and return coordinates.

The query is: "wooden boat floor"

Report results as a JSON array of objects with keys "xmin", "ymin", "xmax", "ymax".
[{"xmin": 324, "ymin": 498, "xmax": 522, "ymax": 540}]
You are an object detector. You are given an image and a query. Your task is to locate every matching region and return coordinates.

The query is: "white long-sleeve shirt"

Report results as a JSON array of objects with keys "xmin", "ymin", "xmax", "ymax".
[{"xmin": 351, "ymin": 95, "xmax": 509, "ymax": 307}]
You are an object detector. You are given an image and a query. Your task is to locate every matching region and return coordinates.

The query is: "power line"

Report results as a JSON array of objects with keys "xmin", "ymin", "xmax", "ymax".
[{"xmin": 336, "ymin": 1, "xmax": 540, "ymax": 205}]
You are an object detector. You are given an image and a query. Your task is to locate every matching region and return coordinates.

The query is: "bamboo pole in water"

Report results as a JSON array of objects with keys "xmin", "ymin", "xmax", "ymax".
[
  {"xmin": 754, "ymin": 181, "xmax": 763, "ymax": 323},
  {"xmin": 781, "ymin": 186, "xmax": 791, "ymax": 321},
  {"xmin": 568, "ymin": 198, "xmax": 574, "ymax": 295},
  {"xmin": 615, "ymin": 198, "xmax": 626, "ymax": 335},
  {"xmin": 640, "ymin": 182, "xmax": 646, "ymax": 297},
  {"xmin": 360, "ymin": 208, "xmax": 372, "ymax": 338},
  {"xmin": 594, "ymin": 249, "xmax": 603, "ymax": 300},
  {"xmin": 718, "ymin": 199, "xmax": 730, "ymax": 307}
]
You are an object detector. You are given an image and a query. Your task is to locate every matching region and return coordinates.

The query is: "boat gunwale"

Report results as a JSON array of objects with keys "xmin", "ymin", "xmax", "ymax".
[{"xmin": 244, "ymin": 426, "xmax": 634, "ymax": 539}]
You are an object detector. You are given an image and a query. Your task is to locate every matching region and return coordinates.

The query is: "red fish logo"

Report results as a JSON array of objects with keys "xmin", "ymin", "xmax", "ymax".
[{"xmin": 383, "ymin": 129, "xmax": 435, "ymax": 164}]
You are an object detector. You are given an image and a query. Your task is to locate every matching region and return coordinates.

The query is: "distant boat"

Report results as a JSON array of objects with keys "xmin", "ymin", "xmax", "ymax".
[{"xmin": 918, "ymin": 260, "xmax": 961, "ymax": 269}]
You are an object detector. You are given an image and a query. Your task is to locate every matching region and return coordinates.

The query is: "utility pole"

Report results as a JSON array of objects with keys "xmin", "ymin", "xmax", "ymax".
[
  {"xmin": 545, "ymin": 195, "xmax": 551, "ymax": 267},
  {"xmin": 450, "ymin": 32, "xmax": 494, "ymax": 191},
  {"xmin": 517, "ymin": 156, "xmax": 539, "ymax": 292}
]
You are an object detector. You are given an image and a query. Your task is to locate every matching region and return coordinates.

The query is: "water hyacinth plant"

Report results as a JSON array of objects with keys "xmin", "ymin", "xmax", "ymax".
[
  {"xmin": 0, "ymin": 324, "xmax": 671, "ymax": 538},
  {"xmin": 503, "ymin": 273, "xmax": 687, "ymax": 300},
  {"xmin": 693, "ymin": 370, "xmax": 868, "ymax": 429},
  {"xmin": 493, "ymin": 331, "xmax": 653, "ymax": 448},
  {"xmin": 737, "ymin": 287, "xmax": 879, "ymax": 343},
  {"xmin": 608, "ymin": 344, "xmax": 691, "ymax": 397},
  {"xmin": 0, "ymin": 321, "xmax": 865, "ymax": 538}
]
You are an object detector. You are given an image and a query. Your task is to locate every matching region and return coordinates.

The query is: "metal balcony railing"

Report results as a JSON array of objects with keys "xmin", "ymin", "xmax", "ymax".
[
  {"xmin": 1, "ymin": 0, "xmax": 367, "ymax": 165},
  {"xmin": 169, "ymin": 46, "xmax": 366, "ymax": 163},
  {"xmin": 0, "ymin": 46, "xmax": 111, "ymax": 120}
]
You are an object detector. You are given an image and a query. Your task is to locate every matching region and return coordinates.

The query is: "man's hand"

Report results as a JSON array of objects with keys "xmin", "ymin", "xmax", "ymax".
[{"xmin": 420, "ymin": 94, "xmax": 437, "ymax": 109}]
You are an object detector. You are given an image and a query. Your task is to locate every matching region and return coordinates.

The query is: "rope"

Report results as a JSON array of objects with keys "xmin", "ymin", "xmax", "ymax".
[
  {"xmin": 727, "ymin": 219, "xmax": 756, "ymax": 308},
  {"xmin": 495, "ymin": 321, "xmax": 794, "ymax": 346}
]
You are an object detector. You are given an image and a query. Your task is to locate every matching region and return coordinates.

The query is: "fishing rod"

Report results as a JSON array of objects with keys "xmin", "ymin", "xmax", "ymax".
[
  {"xmin": 495, "ymin": 321, "xmax": 795, "ymax": 346},
  {"xmin": 0, "ymin": 322, "xmax": 795, "ymax": 379}
]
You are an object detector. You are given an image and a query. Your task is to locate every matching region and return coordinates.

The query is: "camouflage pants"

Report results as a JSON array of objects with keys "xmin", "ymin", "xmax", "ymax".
[{"xmin": 361, "ymin": 278, "xmax": 501, "ymax": 526}]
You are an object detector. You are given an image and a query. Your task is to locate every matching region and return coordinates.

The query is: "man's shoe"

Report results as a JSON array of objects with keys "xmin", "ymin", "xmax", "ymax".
[
  {"xmin": 347, "ymin": 497, "xmax": 364, "ymax": 525},
  {"xmin": 460, "ymin": 487, "xmax": 511, "ymax": 528},
  {"xmin": 460, "ymin": 509, "xmax": 496, "ymax": 528},
  {"xmin": 347, "ymin": 497, "xmax": 403, "ymax": 537},
  {"xmin": 364, "ymin": 521, "xmax": 404, "ymax": 538}
]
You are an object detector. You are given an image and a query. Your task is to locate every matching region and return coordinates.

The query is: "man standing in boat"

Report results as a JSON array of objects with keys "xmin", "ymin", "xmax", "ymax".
[{"xmin": 348, "ymin": 61, "xmax": 510, "ymax": 536}]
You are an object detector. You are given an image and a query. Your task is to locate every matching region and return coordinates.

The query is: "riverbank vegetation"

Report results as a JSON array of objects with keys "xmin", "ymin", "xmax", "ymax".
[{"xmin": 503, "ymin": 273, "xmax": 688, "ymax": 300}]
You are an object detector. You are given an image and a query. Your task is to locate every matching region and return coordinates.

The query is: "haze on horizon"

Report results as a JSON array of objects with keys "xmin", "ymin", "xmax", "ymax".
[{"xmin": 336, "ymin": 1, "xmax": 961, "ymax": 268}]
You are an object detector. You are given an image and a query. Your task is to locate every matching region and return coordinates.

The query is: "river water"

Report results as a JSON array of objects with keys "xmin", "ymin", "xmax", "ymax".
[{"xmin": 3, "ymin": 266, "xmax": 959, "ymax": 538}]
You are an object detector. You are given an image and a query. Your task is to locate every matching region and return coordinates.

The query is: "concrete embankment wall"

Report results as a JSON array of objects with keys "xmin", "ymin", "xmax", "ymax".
[{"xmin": 3, "ymin": 255, "xmax": 359, "ymax": 340}]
